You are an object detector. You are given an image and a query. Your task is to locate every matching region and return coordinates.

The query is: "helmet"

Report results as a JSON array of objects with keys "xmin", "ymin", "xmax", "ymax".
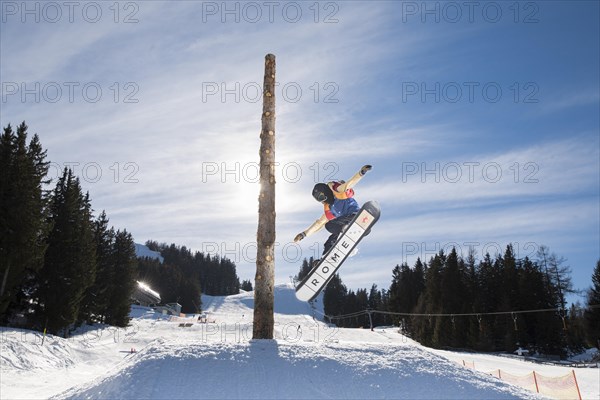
[{"xmin": 312, "ymin": 183, "xmax": 334, "ymax": 205}]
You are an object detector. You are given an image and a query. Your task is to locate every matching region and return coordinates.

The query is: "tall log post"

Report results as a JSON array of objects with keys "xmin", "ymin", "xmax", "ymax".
[{"xmin": 253, "ymin": 54, "xmax": 276, "ymax": 339}]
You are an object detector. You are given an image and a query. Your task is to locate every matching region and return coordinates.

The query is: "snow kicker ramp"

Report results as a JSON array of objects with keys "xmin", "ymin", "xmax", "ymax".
[
  {"xmin": 54, "ymin": 285, "xmax": 533, "ymax": 400},
  {"xmin": 57, "ymin": 340, "xmax": 533, "ymax": 399}
]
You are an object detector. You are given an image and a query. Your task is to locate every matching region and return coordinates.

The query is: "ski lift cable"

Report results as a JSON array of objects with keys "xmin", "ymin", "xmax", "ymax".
[
  {"xmin": 312, "ymin": 303, "xmax": 600, "ymax": 322},
  {"xmin": 319, "ymin": 305, "xmax": 596, "ymax": 322},
  {"xmin": 369, "ymin": 306, "xmax": 565, "ymax": 318},
  {"xmin": 329, "ymin": 310, "xmax": 369, "ymax": 320}
]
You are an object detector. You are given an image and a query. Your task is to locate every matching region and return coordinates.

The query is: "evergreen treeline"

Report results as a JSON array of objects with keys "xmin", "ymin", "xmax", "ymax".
[
  {"xmin": 1, "ymin": 122, "xmax": 49, "ymax": 317},
  {"xmin": 241, "ymin": 279, "xmax": 253, "ymax": 291},
  {"xmin": 0, "ymin": 123, "xmax": 137, "ymax": 335},
  {"xmin": 312, "ymin": 245, "xmax": 600, "ymax": 356},
  {"xmin": 1, "ymin": 122, "xmax": 247, "ymax": 335},
  {"xmin": 585, "ymin": 261, "xmax": 600, "ymax": 349},
  {"xmin": 138, "ymin": 241, "xmax": 242, "ymax": 313}
]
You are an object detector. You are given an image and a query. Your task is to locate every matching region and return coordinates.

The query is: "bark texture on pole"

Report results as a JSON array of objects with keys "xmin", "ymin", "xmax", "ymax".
[{"xmin": 253, "ymin": 54, "xmax": 276, "ymax": 339}]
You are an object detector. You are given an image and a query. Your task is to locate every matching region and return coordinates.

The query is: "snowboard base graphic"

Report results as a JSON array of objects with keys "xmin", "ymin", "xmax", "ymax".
[{"xmin": 295, "ymin": 201, "xmax": 381, "ymax": 302}]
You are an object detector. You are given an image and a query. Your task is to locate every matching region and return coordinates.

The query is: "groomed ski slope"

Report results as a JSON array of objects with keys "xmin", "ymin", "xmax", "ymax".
[{"xmin": 1, "ymin": 284, "xmax": 597, "ymax": 399}]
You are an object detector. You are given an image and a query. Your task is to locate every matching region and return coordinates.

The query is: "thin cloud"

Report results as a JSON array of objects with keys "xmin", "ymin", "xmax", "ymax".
[{"xmin": 1, "ymin": 1, "xmax": 597, "ymax": 298}]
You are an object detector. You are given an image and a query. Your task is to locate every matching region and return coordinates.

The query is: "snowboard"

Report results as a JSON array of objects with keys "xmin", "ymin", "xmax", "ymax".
[{"xmin": 295, "ymin": 201, "xmax": 381, "ymax": 302}]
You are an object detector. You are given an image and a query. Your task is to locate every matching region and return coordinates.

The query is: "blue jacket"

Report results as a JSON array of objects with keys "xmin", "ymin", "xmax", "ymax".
[
  {"xmin": 300, "ymin": 167, "xmax": 369, "ymax": 238},
  {"xmin": 329, "ymin": 197, "xmax": 360, "ymax": 218}
]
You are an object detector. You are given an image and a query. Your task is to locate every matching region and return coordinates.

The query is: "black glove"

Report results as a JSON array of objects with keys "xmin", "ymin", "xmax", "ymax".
[
  {"xmin": 360, "ymin": 165, "xmax": 372, "ymax": 175},
  {"xmin": 294, "ymin": 232, "xmax": 306, "ymax": 242}
]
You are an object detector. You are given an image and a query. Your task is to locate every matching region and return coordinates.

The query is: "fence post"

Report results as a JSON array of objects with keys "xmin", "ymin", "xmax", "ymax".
[
  {"xmin": 532, "ymin": 371, "xmax": 539, "ymax": 393},
  {"xmin": 572, "ymin": 370, "xmax": 582, "ymax": 400}
]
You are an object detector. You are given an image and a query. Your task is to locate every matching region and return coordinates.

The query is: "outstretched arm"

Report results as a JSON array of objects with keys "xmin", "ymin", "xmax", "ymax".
[
  {"xmin": 294, "ymin": 214, "xmax": 328, "ymax": 242},
  {"xmin": 336, "ymin": 164, "xmax": 372, "ymax": 193},
  {"xmin": 295, "ymin": 165, "xmax": 371, "ymax": 242}
]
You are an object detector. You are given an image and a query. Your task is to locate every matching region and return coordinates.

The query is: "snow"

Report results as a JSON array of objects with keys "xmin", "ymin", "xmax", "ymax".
[
  {"xmin": 1, "ymin": 284, "xmax": 598, "ymax": 399},
  {"xmin": 569, "ymin": 348, "xmax": 599, "ymax": 363},
  {"xmin": 134, "ymin": 243, "xmax": 164, "ymax": 263},
  {"xmin": 430, "ymin": 347, "xmax": 599, "ymax": 400}
]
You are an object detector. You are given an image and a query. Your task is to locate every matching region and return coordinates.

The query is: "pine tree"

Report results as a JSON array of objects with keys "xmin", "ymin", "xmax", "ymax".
[
  {"xmin": 0, "ymin": 122, "xmax": 50, "ymax": 318},
  {"xmin": 412, "ymin": 258, "xmax": 426, "ymax": 306},
  {"xmin": 438, "ymin": 248, "xmax": 466, "ymax": 347},
  {"xmin": 389, "ymin": 264, "xmax": 408, "ymax": 314},
  {"xmin": 497, "ymin": 245, "xmax": 519, "ymax": 351},
  {"xmin": 379, "ymin": 288, "xmax": 391, "ymax": 326},
  {"xmin": 105, "ymin": 230, "xmax": 137, "ymax": 327},
  {"xmin": 474, "ymin": 253, "xmax": 498, "ymax": 350},
  {"xmin": 35, "ymin": 169, "xmax": 96, "ymax": 335},
  {"xmin": 145, "ymin": 240, "xmax": 161, "ymax": 251},
  {"xmin": 241, "ymin": 279, "xmax": 253, "ymax": 291},
  {"xmin": 584, "ymin": 260, "xmax": 600, "ymax": 348},
  {"xmin": 323, "ymin": 274, "xmax": 348, "ymax": 318},
  {"xmin": 219, "ymin": 257, "xmax": 240, "ymax": 295},
  {"xmin": 566, "ymin": 303, "xmax": 587, "ymax": 353},
  {"xmin": 537, "ymin": 245, "xmax": 574, "ymax": 310},
  {"xmin": 353, "ymin": 288, "xmax": 370, "ymax": 328},
  {"xmin": 342, "ymin": 290, "xmax": 359, "ymax": 327},
  {"xmin": 295, "ymin": 258, "xmax": 313, "ymax": 283},
  {"xmin": 388, "ymin": 264, "xmax": 404, "ymax": 318},
  {"xmin": 181, "ymin": 247, "xmax": 241, "ymax": 297},
  {"xmin": 388, "ymin": 260, "xmax": 424, "ymax": 330},
  {"xmin": 464, "ymin": 247, "xmax": 480, "ymax": 349},
  {"xmin": 516, "ymin": 256, "xmax": 564, "ymax": 354},
  {"xmin": 412, "ymin": 252, "xmax": 445, "ymax": 346},
  {"xmin": 368, "ymin": 284, "xmax": 385, "ymax": 327},
  {"xmin": 79, "ymin": 211, "xmax": 115, "ymax": 324},
  {"xmin": 515, "ymin": 257, "xmax": 538, "ymax": 348}
]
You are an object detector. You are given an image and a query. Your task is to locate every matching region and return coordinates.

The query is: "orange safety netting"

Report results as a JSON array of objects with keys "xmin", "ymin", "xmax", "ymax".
[
  {"xmin": 535, "ymin": 370, "xmax": 582, "ymax": 400},
  {"xmin": 461, "ymin": 360, "xmax": 582, "ymax": 400}
]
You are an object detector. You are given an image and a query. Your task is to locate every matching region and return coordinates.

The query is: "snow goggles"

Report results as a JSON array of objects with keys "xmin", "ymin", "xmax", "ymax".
[{"xmin": 315, "ymin": 192, "xmax": 327, "ymax": 203}]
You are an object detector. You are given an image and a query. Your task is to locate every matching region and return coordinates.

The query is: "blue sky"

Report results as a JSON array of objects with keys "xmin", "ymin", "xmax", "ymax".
[{"xmin": 1, "ymin": 1, "xmax": 598, "ymax": 304}]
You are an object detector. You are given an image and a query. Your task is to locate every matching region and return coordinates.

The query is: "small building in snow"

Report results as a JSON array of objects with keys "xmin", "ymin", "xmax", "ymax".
[
  {"xmin": 131, "ymin": 281, "xmax": 161, "ymax": 306},
  {"xmin": 155, "ymin": 303, "xmax": 182, "ymax": 316}
]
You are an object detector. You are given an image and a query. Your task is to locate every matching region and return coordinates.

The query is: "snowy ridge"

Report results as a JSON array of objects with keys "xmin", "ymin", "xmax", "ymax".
[
  {"xmin": 2, "ymin": 284, "xmax": 597, "ymax": 399},
  {"xmin": 134, "ymin": 243, "xmax": 164, "ymax": 263},
  {"xmin": 202, "ymin": 283, "xmax": 323, "ymax": 318},
  {"xmin": 1, "ymin": 329, "xmax": 78, "ymax": 370}
]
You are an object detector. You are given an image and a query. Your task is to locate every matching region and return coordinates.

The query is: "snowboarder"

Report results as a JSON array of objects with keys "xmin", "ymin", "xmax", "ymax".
[{"xmin": 294, "ymin": 165, "xmax": 372, "ymax": 257}]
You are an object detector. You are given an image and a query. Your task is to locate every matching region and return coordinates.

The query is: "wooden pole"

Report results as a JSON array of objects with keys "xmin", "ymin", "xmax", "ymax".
[
  {"xmin": 253, "ymin": 54, "xmax": 276, "ymax": 339},
  {"xmin": 532, "ymin": 371, "xmax": 539, "ymax": 393},
  {"xmin": 572, "ymin": 370, "xmax": 582, "ymax": 400}
]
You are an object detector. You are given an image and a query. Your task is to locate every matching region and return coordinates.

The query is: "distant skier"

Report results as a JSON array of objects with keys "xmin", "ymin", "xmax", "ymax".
[{"xmin": 294, "ymin": 165, "xmax": 372, "ymax": 256}]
